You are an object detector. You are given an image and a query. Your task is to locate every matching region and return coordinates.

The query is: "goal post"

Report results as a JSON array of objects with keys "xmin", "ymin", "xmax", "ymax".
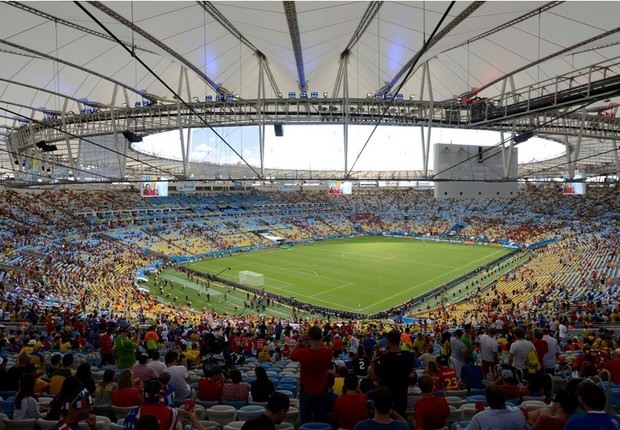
[{"xmin": 239, "ymin": 270, "xmax": 264, "ymax": 287}]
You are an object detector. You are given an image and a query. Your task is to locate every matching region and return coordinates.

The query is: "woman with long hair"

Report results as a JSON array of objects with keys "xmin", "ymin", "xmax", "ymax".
[
  {"xmin": 111, "ymin": 369, "xmax": 143, "ymax": 406},
  {"xmin": 250, "ymin": 366, "xmax": 274, "ymax": 402},
  {"xmin": 95, "ymin": 368, "xmax": 118, "ymax": 405},
  {"xmin": 13, "ymin": 372, "xmax": 45, "ymax": 419}
]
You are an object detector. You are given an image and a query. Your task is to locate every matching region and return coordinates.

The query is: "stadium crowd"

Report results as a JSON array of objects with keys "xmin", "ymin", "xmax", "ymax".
[{"xmin": 0, "ymin": 185, "xmax": 619, "ymax": 429}]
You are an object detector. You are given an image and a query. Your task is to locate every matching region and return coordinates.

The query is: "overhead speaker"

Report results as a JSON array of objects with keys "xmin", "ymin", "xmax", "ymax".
[{"xmin": 274, "ymin": 124, "xmax": 283, "ymax": 137}]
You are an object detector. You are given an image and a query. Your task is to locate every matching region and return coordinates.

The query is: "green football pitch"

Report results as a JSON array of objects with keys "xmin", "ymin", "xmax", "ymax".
[{"xmin": 186, "ymin": 236, "xmax": 511, "ymax": 315}]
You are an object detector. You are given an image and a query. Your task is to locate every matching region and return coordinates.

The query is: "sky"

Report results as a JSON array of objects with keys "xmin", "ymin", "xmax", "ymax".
[{"xmin": 138, "ymin": 124, "xmax": 565, "ymax": 172}]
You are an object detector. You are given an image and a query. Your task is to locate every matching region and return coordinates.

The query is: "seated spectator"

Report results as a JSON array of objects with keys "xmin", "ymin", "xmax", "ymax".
[
  {"xmin": 241, "ymin": 391, "xmax": 290, "ymax": 430},
  {"xmin": 7, "ymin": 352, "xmax": 37, "ymax": 391},
  {"xmin": 455, "ymin": 384, "xmax": 528, "ymax": 430},
  {"xmin": 332, "ymin": 373, "xmax": 369, "ymax": 430},
  {"xmin": 222, "ymin": 369, "xmax": 249, "ymax": 403},
  {"xmin": 133, "ymin": 353, "xmax": 159, "ymax": 382},
  {"xmin": 123, "ymin": 379, "xmax": 179, "ymax": 430},
  {"xmin": 198, "ymin": 366, "xmax": 224, "ymax": 402},
  {"xmin": 257, "ymin": 346, "xmax": 271, "ymax": 362},
  {"xmin": 13, "ymin": 372, "xmax": 45, "ymax": 420},
  {"xmin": 159, "ymin": 371, "xmax": 175, "ymax": 406},
  {"xmin": 50, "ymin": 382, "xmax": 96, "ymax": 430},
  {"xmin": 95, "ymin": 368, "xmax": 117, "ymax": 405},
  {"xmin": 413, "ymin": 375, "xmax": 450, "ymax": 430},
  {"xmin": 250, "ymin": 366, "xmax": 274, "ymax": 403},
  {"xmin": 76, "ymin": 362, "xmax": 96, "ymax": 395},
  {"xmin": 353, "ymin": 386, "xmax": 409, "ymax": 430},
  {"xmin": 565, "ymin": 380, "xmax": 620, "ymax": 430},
  {"xmin": 148, "ymin": 350, "xmax": 167, "ymax": 376},
  {"xmin": 112, "ymin": 369, "xmax": 143, "ymax": 407},
  {"xmin": 165, "ymin": 350, "xmax": 191, "ymax": 400},
  {"xmin": 529, "ymin": 389, "xmax": 578, "ymax": 430}
]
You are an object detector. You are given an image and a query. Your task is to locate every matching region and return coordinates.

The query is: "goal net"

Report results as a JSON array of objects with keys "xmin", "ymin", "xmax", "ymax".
[{"xmin": 239, "ymin": 270, "xmax": 264, "ymax": 287}]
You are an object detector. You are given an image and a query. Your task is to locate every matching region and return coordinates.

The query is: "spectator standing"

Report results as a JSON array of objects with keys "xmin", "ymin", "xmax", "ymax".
[
  {"xmin": 99, "ymin": 328, "xmax": 114, "ymax": 367},
  {"xmin": 369, "ymin": 329, "xmax": 414, "ymax": 418},
  {"xmin": 542, "ymin": 328, "xmax": 560, "ymax": 375},
  {"xmin": 509, "ymin": 327, "xmax": 534, "ymax": 372},
  {"xmin": 479, "ymin": 327, "xmax": 499, "ymax": 379},
  {"xmin": 290, "ymin": 325, "xmax": 333, "ymax": 424},
  {"xmin": 450, "ymin": 329, "xmax": 467, "ymax": 378},
  {"xmin": 115, "ymin": 327, "xmax": 137, "ymax": 370}
]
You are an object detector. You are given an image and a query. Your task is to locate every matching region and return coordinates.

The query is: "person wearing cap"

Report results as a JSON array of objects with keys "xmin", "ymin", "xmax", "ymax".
[
  {"xmin": 565, "ymin": 380, "xmax": 620, "ymax": 430},
  {"xmin": 133, "ymin": 353, "xmax": 159, "ymax": 382},
  {"xmin": 528, "ymin": 389, "xmax": 578, "ymax": 430}
]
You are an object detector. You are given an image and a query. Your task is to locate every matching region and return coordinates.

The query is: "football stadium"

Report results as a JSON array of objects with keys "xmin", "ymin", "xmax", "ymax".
[{"xmin": 0, "ymin": 2, "xmax": 619, "ymax": 429}]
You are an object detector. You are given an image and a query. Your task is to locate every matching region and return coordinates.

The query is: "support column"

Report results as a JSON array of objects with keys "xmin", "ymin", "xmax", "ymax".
[
  {"xmin": 258, "ymin": 55, "xmax": 266, "ymax": 178},
  {"xmin": 177, "ymin": 67, "xmax": 189, "ymax": 177},
  {"xmin": 61, "ymin": 98, "xmax": 76, "ymax": 173},
  {"xmin": 419, "ymin": 63, "xmax": 433, "ymax": 176},
  {"xmin": 343, "ymin": 52, "xmax": 349, "ymax": 176},
  {"xmin": 612, "ymin": 139, "xmax": 619, "ymax": 176}
]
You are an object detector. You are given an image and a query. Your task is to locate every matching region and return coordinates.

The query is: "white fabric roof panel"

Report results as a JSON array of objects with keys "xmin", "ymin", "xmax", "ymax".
[{"xmin": 1, "ymin": 1, "xmax": 619, "ymax": 179}]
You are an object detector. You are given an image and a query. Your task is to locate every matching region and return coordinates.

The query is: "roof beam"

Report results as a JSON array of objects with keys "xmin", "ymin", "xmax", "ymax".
[
  {"xmin": 477, "ymin": 25, "xmax": 620, "ymax": 94},
  {"xmin": 87, "ymin": 1, "xmax": 227, "ymax": 96},
  {"xmin": 7, "ymin": 1, "xmax": 157, "ymax": 55},
  {"xmin": 197, "ymin": 1, "xmax": 281, "ymax": 95},
  {"xmin": 283, "ymin": 1, "xmax": 307, "ymax": 92},
  {"xmin": 333, "ymin": 1, "xmax": 383, "ymax": 97},
  {"xmin": 0, "ymin": 39, "xmax": 144, "ymax": 98},
  {"xmin": 382, "ymin": 1, "xmax": 485, "ymax": 94}
]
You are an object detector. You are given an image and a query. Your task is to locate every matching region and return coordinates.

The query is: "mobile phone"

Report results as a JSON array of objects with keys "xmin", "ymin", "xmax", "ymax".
[{"xmin": 184, "ymin": 399, "xmax": 195, "ymax": 413}]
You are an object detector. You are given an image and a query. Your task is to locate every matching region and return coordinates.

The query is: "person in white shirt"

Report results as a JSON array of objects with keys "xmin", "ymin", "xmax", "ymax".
[
  {"xmin": 509, "ymin": 327, "xmax": 534, "ymax": 371},
  {"xmin": 164, "ymin": 350, "xmax": 192, "ymax": 400},
  {"xmin": 148, "ymin": 350, "xmax": 168, "ymax": 376},
  {"xmin": 542, "ymin": 328, "xmax": 560, "ymax": 374},
  {"xmin": 558, "ymin": 321, "xmax": 568, "ymax": 346},
  {"xmin": 480, "ymin": 327, "xmax": 499, "ymax": 379}
]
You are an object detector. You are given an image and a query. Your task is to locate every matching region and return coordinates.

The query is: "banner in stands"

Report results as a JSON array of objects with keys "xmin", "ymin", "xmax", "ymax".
[
  {"xmin": 141, "ymin": 175, "xmax": 168, "ymax": 197},
  {"xmin": 327, "ymin": 181, "xmax": 352, "ymax": 195},
  {"xmin": 176, "ymin": 181, "xmax": 196, "ymax": 193}
]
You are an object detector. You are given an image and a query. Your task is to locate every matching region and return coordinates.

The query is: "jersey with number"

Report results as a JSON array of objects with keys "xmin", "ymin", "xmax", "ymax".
[
  {"xmin": 353, "ymin": 356, "xmax": 370, "ymax": 376},
  {"xmin": 437, "ymin": 366, "xmax": 459, "ymax": 390}
]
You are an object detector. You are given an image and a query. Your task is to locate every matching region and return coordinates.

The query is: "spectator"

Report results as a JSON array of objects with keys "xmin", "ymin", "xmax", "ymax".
[
  {"xmin": 133, "ymin": 353, "xmax": 159, "ymax": 382},
  {"xmin": 49, "ymin": 382, "xmax": 96, "ymax": 430},
  {"xmin": 369, "ymin": 329, "xmax": 414, "ymax": 418},
  {"xmin": 99, "ymin": 328, "xmax": 115, "ymax": 367},
  {"xmin": 290, "ymin": 325, "xmax": 333, "ymax": 423},
  {"xmin": 479, "ymin": 327, "xmax": 498, "ymax": 379},
  {"xmin": 95, "ymin": 368, "xmax": 117, "ymax": 405},
  {"xmin": 529, "ymin": 389, "xmax": 578, "ymax": 430},
  {"xmin": 353, "ymin": 386, "xmax": 409, "ymax": 430},
  {"xmin": 148, "ymin": 350, "xmax": 167, "ymax": 376},
  {"xmin": 450, "ymin": 329, "xmax": 467, "ymax": 378},
  {"xmin": 13, "ymin": 372, "xmax": 45, "ymax": 420},
  {"xmin": 332, "ymin": 373, "xmax": 369, "ymax": 430},
  {"xmin": 413, "ymin": 374, "xmax": 449, "ymax": 430},
  {"xmin": 164, "ymin": 350, "xmax": 191, "ymax": 400},
  {"xmin": 123, "ymin": 379, "xmax": 178, "ymax": 430},
  {"xmin": 198, "ymin": 366, "xmax": 224, "ymax": 402},
  {"xmin": 222, "ymin": 369, "xmax": 250, "ymax": 403},
  {"xmin": 241, "ymin": 391, "xmax": 290, "ymax": 430},
  {"xmin": 112, "ymin": 369, "xmax": 143, "ymax": 407},
  {"xmin": 455, "ymin": 384, "xmax": 528, "ymax": 430},
  {"xmin": 115, "ymin": 327, "xmax": 137, "ymax": 370},
  {"xmin": 460, "ymin": 357, "xmax": 485, "ymax": 392},
  {"xmin": 250, "ymin": 366, "xmax": 274, "ymax": 403},
  {"xmin": 508, "ymin": 327, "xmax": 534, "ymax": 372},
  {"xmin": 565, "ymin": 380, "xmax": 620, "ymax": 430},
  {"xmin": 76, "ymin": 362, "xmax": 96, "ymax": 396}
]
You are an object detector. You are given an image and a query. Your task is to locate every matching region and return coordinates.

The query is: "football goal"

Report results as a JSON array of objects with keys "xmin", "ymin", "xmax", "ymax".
[{"xmin": 239, "ymin": 270, "xmax": 264, "ymax": 287}]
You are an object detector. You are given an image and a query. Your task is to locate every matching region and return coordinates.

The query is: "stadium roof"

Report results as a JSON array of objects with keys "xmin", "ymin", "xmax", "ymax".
[{"xmin": 1, "ymin": 1, "xmax": 619, "ymax": 184}]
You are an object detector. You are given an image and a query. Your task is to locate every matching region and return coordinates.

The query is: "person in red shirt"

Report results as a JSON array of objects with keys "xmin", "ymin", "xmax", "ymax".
[
  {"xmin": 197, "ymin": 366, "xmax": 224, "ymax": 401},
  {"xmin": 435, "ymin": 356, "xmax": 459, "ymax": 391},
  {"xmin": 332, "ymin": 334, "xmax": 344, "ymax": 355},
  {"xmin": 99, "ymin": 328, "xmax": 114, "ymax": 367},
  {"xmin": 532, "ymin": 329, "xmax": 548, "ymax": 365},
  {"xmin": 111, "ymin": 369, "xmax": 143, "ymax": 407},
  {"xmin": 414, "ymin": 375, "xmax": 450, "ymax": 430},
  {"xmin": 290, "ymin": 325, "xmax": 333, "ymax": 424},
  {"xmin": 241, "ymin": 335, "xmax": 254, "ymax": 357},
  {"xmin": 124, "ymin": 379, "xmax": 179, "ymax": 430},
  {"xmin": 331, "ymin": 373, "xmax": 369, "ymax": 430},
  {"xmin": 604, "ymin": 350, "xmax": 620, "ymax": 384}
]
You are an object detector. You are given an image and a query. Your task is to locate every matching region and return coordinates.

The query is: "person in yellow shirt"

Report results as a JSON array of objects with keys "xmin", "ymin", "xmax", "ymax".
[{"xmin": 184, "ymin": 343, "xmax": 201, "ymax": 367}]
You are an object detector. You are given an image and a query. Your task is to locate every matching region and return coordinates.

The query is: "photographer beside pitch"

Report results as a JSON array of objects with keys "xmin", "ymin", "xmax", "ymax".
[{"xmin": 290, "ymin": 325, "xmax": 333, "ymax": 424}]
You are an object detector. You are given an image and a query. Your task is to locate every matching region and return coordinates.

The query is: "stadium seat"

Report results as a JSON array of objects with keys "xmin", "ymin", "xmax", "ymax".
[
  {"xmin": 223, "ymin": 422, "xmax": 245, "ymax": 430},
  {"xmin": 3, "ymin": 418, "xmax": 37, "ymax": 430},
  {"xmin": 236, "ymin": 405, "xmax": 265, "ymax": 421},
  {"xmin": 206, "ymin": 405, "xmax": 237, "ymax": 426}
]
